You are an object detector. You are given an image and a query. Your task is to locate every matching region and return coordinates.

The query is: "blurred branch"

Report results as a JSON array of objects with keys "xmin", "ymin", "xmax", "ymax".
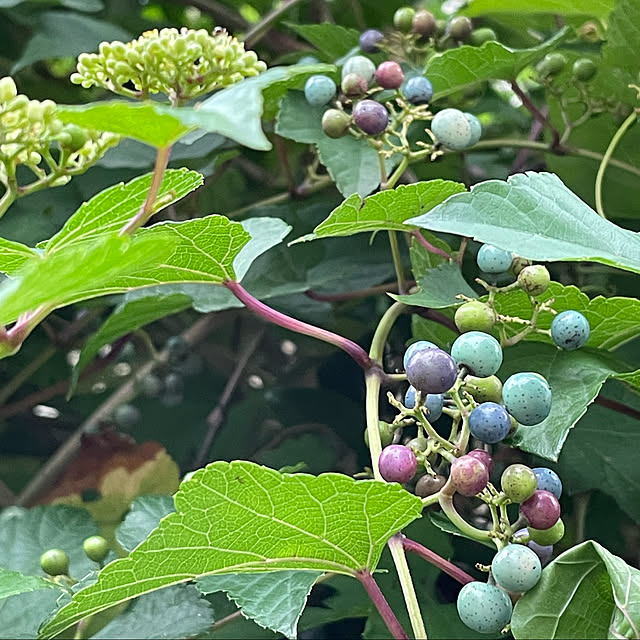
[
  {"xmin": 595, "ymin": 395, "xmax": 640, "ymax": 420},
  {"xmin": 306, "ymin": 280, "xmax": 415, "ymax": 302},
  {"xmin": 511, "ymin": 80, "xmax": 561, "ymax": 149},
  {"xmin": 244, "ymin": 0, "xmax": 307, "ymax": 48}
]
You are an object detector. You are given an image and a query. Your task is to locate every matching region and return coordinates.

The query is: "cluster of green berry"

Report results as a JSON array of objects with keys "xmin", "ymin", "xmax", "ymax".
[{"xmin": 40, "ymin": 535, "xmax": 110, "ymax": 579}]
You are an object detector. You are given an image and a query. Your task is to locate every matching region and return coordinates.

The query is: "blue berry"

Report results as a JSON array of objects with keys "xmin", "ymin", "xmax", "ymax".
[
  {"xmin": 297, "ymin": 55, "xmax": 319, "ymax": 65},
  {"xmin": 352, "ymin": 99, "xmax": 389, "ymax": 135},
  {"xmin": 403, "ymin": 340, "xmax": 437, "ymax": 369},
  {"xmin": 491, "ymin": 544, "xmax": 542, "ymax": 593},
  {"xmin": 402, "ymin": 76, "xmax": 433, "ymax": 104},
  {"xmin": 532, "ymin": 467, "xmax": 562, "ymax": 499},
  {"xmin": 406, "ymin": 348, "xmax": 458, "ymax": 394},
  {"xmin": 514, "ymin": 528, "xmax": 553, "ymax": 566},
  {"xmin": 551, "ymin": 310, "xmax": 590, "ymax": 350},
  {"xmin": 477, "ymin": 244, "xmax": 513, "ymax": 273},
  {"xmin": 451, "ymin": 331, "xmax": 503, "ymax": 377},
  {"xmin": 469, "ymin": 402, "xmax": 511, "ymax": 443},
  {"xmin": 502, "ymin": 372, "xmax": 552, "ymax": 425},
  {"xmin": 464, "ymin": 113, "xmax": 482, "ymax": 145},
  {"xmin": 404, "ymin": 385, "xmax": 417, "ymax": 409},
  {"xmin": 456, "ymin": 582, "xmax": 512, "ymax": 634},
  {"xmin": 342, "ymin": 55, "xmax": 376, "ymax": 84},
  {"xmin": 359, "ymin": 29, "xmax": 384, "ymax": 53},
  {"xmin": 431, "ymin": 108, "xmax": 472, "ymax": 150},
  {"xmin": 425, "ymin": 393, "xmax": 444, "ymax": 421},
  {"xmin": 304, "ymin": 75, "xmax": 336, "ymax": 106}
]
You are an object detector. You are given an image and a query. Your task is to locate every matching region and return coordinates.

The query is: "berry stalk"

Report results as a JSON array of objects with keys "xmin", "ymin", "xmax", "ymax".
[{"xmin": 356, "ymin": 569, "xmax": 409, "ymax": 640}]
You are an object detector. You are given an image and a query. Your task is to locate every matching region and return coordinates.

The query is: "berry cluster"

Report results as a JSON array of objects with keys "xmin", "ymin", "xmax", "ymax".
[{"xmin": 40, "ymin": 535, "xmax": 110, "ymax": 579}]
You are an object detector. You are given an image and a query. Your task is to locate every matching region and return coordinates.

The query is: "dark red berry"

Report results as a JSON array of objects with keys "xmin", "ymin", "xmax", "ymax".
[
  {"xmin": 412, "ymin": 10, "xmax": 436, "ymax": 36},
  {"xmin": 375, "ymin": 61, "xmax": 405, "ymax": 89},
  {"xmin": 520, "ymin": 489, "xmax": 561, "ymax": 529},
  {"xmin": 352, "ymin": 99, "xmax": 389, "ymax": 135},
  {"xmin": 379, "ymin": 444, "xmax": 417, "ymax": 483},
  {"xmin": 467, "ymin": 449, "xmax": 493, "ymax": 472},
  {"xmin": 406, "ymin": 347, "xmax": 458, "ymax": 394},
  {"xmin": 450, "ymin": 455, "xmax": 489, "ymax": 496}
]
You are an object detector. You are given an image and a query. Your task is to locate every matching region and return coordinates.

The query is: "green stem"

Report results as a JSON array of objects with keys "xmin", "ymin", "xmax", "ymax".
[
  {"xmin": 388, "ymin": 231, "xmax": 407, "ymax": 294},
  {"xmin": 0, "ymin": 344, "xmax": 56, "ymax": 404},
  {"xmin": 0, "ymin": 187, "xmax": 16, "ymax": 219},
  {"xmin": 386, "ymin": 155, "xmax": 409, "ymax": 189},
  {"xmin": 439, "ymin": 481, "xmax": 492, "ymax": 543},
  {"xmin": 595, "ymin": 111, "xmax": 637, "ymax": 218}
]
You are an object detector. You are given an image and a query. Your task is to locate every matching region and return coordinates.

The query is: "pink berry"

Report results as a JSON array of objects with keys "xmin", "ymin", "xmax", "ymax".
[
  {"xmin": 467, "ymin": 448, "xmax": 494, "ymax": 473},
  {"xmin": 379, "ymin": 445, "xmax": 417, "ymax": 483},
  {"xmin": 450, "ymin": 455, "xmax": 489, "ymax": 496},
  {"xmin": 375, "ymin": 61, "xmax": 405, "ymax": 89},
  {"xmin": 520, "ymin": 489, "xmax": 561, "ymax": 529}
]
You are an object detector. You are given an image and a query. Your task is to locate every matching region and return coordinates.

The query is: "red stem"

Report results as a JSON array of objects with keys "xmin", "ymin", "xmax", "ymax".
[
  {"xmin": 356, "ymin": 569, "xmax": 409, "ymax": 640},
  {"xmin": 224, "ymin": 280, "xmax": 374, "ymax": 370},
  {"xmin": 412, "ymin": 230, "xmax": 452, "ymax": 261},
  {"xmin": 306, "ymin": 280, "xmax": 416, "ymax": 302},
  {"xmin": 510, "ymin": 81, "xmax": 561, "ymax": 150},
  {"xmin": 399, "ymin": 534, "xmax": 475, "ymax": 585}
]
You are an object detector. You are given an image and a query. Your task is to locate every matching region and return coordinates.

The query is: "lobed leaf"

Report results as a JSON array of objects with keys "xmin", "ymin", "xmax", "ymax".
[{"xmin": 0, "ymin": 567, "xmax": 61, "ymax": 601}]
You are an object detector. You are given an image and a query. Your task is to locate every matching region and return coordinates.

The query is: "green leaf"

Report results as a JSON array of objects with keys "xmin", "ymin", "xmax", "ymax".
[
  {"xmin": 42, "ymin": 169, "xmax": 204, "ymax": 253},
  {"xmin": 391, "ymin": 262, "xmax": 477, "ymax": 308},
  {"xmin": 428, "ymin": 512, "xmax": 494, "ymax": 549},
  {"xmin": 0, "ymin": 590, "xmax": 61, "ymax": 640},
  {"xmin": 302, "ymin": 181, "xmax": 466, "ymax": 240},
  {"xmin": 116, "ymin": 495, "xmax": 175, "ymax": 554},
  {"xmin": 500, "ymin": 342, "xmax": 637, "ymax": 461},
  {"xmin": 511, "ymin": 540, "xmax": 639, "ymax": 639},
  {"xmin": 411, "ymin": 312, "xmax": 458, "ymax": 351},
  {"xmin": 40, "ymin": 461, "xmax": 422, "ymax": 637},
  {"xmin": 427, "ymin": 30, "xmax": 569, "ymax": 100},
  {"xmin": 286, "ymin": 23, "xmax": 360, "ymax": 59},
  {"xmin": 92, "ymin": 585, "xmax": 215, "ymax": 640},
  {"xmin": 0, "ymin": 238, "xmax": 39, "ymax": 276},
  {"xmin": 198, "ymin": 572, "xmax": 321, "ymax": 639},
  {"xmin": 0, "ymin": 567, "xmax": 60, "ymax": 600},
  {"xmin": 0, "ymin": 505, "xmax": 97, "ymax": 579},
  {"xmin": 464, "ymin": 0, "xmax": 614, "ymax": 17},
  {"xmin": 410, "ymin": 233, "xmax": 453, "ymax": 278},
  {"xmin": 407, "ymin": 172, "xmax": 640, "ymax": 275}
]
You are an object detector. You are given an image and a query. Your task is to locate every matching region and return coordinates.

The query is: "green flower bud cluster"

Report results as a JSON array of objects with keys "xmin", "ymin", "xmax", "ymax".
[{"xmin": 70, "ymin": 27, "xmax": 267, "ymax": 103}]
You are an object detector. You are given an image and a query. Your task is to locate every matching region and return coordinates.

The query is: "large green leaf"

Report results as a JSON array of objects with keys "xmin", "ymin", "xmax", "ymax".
[
  {"xmin": 464, "ymin": 0, "xmax": 614, "ymax": 17},
  {"xmin": 500, "ymin": 343, "xmax": 637, "ymax": 461},
  {"xmin": 427, "ymin": 30, "xmax": 568, "ymax": 100},
  {"xmin": 116, "ymin": 495, "xmax": 175, "ymax": 553},
  {"xmin": 407, "ymin": 172, "xmax": 640, "ymax": 275},
  {"xmin": 42, "ymin": 169, "xmax": 203, "ymax": 253},
  {"xmin": 512, "ymin": 541, "xmax": 640, "ymax": 639},
  {"xmin": 285, "ymin": 23, "xmax": 360, "ymax": 59},
  {"xmin": 40, "ymin": 462, "xmax": 422, "ymax": 638},
  {"xmin": 300, "ymin": 181, "xmax": 465, "ymax": 240},
  {"xmin": 0, "ymin": 590, "xmax": 61, "ymax": 640},
  {"xmin": 0, "ymin": 239, "xmax": 39, "ymax": 276},
  {"xmin": 0, "ymin": 567, "xmax": 60, "ymax": 600}
]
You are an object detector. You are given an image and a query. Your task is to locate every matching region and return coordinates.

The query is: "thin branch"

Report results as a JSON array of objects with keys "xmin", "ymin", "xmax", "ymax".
[
  {"xmin": 356, "ymin": 569, "xmax": 409, "ymax": 640},
  {"xmin": 413, "ymin": 308, "xmax": 459, "ymax": 334},
  {"xmin": 412, "ymin": 230, "xmax": 452, "ymax": 261},
  {"xmin": 510, "ymin": 106, "xmax": 547, "ymax": 174},
  {"xmin": 595, "ymin": 395, "xmax": 640, "ymax": 420},
  {"xmin": 510, "ymin": 80, "xmax": 561, "ymax": 149},
  {"xmin": 244, "ymin": 0, "xmax": 307, "ymax": 48},
  {"xmin": 400, "ymin": 534, "xmax": 474, "ymax": 585}
]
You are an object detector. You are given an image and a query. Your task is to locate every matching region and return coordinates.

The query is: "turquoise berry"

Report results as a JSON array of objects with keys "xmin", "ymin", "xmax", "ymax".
[
  {"xmin": 464, "ymin": 112, "xmax": 482, "ymax": 145},
  {"xmin": 492, "ymin": 544, "xmax": 542, "ymax": 593},
  {"xmin": 431, "ymin": 108, "xmax": 472, "ymax": 150},
  {"xmin": 477, "ymin": 244, "xmax": 513, "ymax": 273},
  {"xmin": 425, "ymin": 393, "xmax": 444, "ymax": 421},
  {"xmin": 297, "ymin": 55, "xmax": 319, "ymax": 65},
  {"xmin": 402, "ymin": 76, "xmax": 433, "ymax": 104},
  {"xmin": 404, "ymin": 385, "xmax": 417, "ymax": 409},
  {"xmin": 469, "ymin": 402, "xmax": 511, "ymax": 443},
  {"xmin": 532, "ymin": 467, "xmax": 562, "ymax": 499},
  {"xmin": 403, "ymin": 340, "xmax": 437, "ymax": 369},
  {"xmin": 502, "ymin": 372, "xmax": 552, "ymax": 425},
  {"xmin": 551, "ymin": 310, "xmax": 590, "ymax": 350},
  {"xmin": 457, "ymin": 582, "xmax": 512, "ymax": 634},
  {"xmin": 342, "ymin": 55, "xmax": 376, "ymax": 84},
  {"xmin": 304, "ymin": 75, "xmax": 336, "ymax": 106},
  {"xmin": 451, "ymin": 331, "xmax": 503, "ymax": 378}
]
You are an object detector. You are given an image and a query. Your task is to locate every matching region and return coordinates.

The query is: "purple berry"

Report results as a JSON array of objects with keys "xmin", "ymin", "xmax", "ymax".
[
  {"xmin": 520, "ymin": 489, "xmax": 561, "ymax": 530},
  {"xmin": 352, "ymin": 99, "xmax": 389, "ymax": 135},
  {"xmin": 514, "ymin": 528, "xmax": 553, "ymax": 566},
  {"xmin": 415, "ymin": 474, "xmax": 446, "ymax": 497},
  {"xmin": 406, "ymin": 347, "xmax": 458, "ymax": 394},
  {"xmin": 379, "ymin": 445, "xmax": 417, "ymax": 483},
  {"xmin": 403, "ymin": 340, "xmax": 437, "ymax": 369},
  {"xmin": 376, "ymin": 61, "xmax": 405, "ymax": 89},
  {"xmin": 467, "ymin": 448, "xmax": 493, "ymax": 472},
  {"xmin": 359, "ymin": 28, "xmax": 384, "ymax": 53},
  {"xmin": 450, "ymin": 455, "xmax": 489, "ymax": 496}
]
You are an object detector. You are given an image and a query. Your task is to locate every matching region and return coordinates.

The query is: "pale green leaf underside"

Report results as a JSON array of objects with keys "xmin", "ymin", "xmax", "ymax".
[
  {"xmin": 464, "ymin": 0, "xmax": 614, "ymax": 17},
  {"xmin": 0, "ymin": 238, "xmax": 40, "ymax": 276},
  {"xmin": 407, "ymin": 172, "xmax": 640, "ymax": 274},
  {"xmin": 40, "ymin": 461, "xmax": 422, "ymax": 638},
  {"xmin": 0, "ymin": 568, "xmax": 60, "ymax": 600}
]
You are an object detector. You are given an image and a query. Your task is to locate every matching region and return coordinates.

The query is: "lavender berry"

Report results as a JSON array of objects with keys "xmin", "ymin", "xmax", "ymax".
[
  {"xmin": 403, "ymin": 340, "xmax": 437, "ymax": 369},
  {"xmin": 406, "ymin": 347, "xmax": 458, "ymax": 394},
  {"xmin": 352, "ymin": 99, "xmax": 389, "ymax": 135},
  {"xmin": 379, "ymin": 444, "xmax": 417, "ymax": 483},
  {"xmin": 359, "ymin": 29, "xmax": 384, "ymax": 53}
]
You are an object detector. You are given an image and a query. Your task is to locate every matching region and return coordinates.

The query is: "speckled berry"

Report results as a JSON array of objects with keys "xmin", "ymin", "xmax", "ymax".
[
  {"xmin": 364, "ymin": 421, "xmax": 394, "ymax": 448},
  {"xmin": 477, "ymin": 244, "xmax": 513, "ymax": 273},
  {"xmin": 518, "ymin": 264, "xmax": 550, "ymax": 296},
  {"xmin": 514, "ymin": 528, "xmax": 554, "ymax": 566},
  {"xmin": 470, "ymin": 27, "xmax": 497, "ymax": 45},
  {"xmin": 455, "ymin": 301, "xmax": 496, "ymax": 333},
  {"xmin": 528, "ymin": 518, "xmax": 565, "ymax": 545},
  {"xmin": 521, "ymin": 489, "xmax": 561, "ymax": 529},
  {"xmin": 469, "ymin": 402, "xmax": 511, "ymax": 443},
  {"xmin": 450, "ymin": 455, "xmax": 489, "ymax": 496},
  {"xmin": 394, "ymin": 7, "xmax": 415, "ymax": 33},
  {"xmin": 304, "ymin": 75, "xmax": 336, "ymax": 106},
  {"xmin": 425, "ymin": 393, "xmax": 444, "ymax": 421},
  {"xmin": 463, "ymin": 375, "xmax": 503, "ymax": 403},
  {"xmin": 551, "ymin": 310, "xmax": 590, "ymax": 350},
  {"xmin": 467, "ymin": 448, "xmax": 494, "ymax": 472},
  {"xmin": 415, "ymin": 473, "xmax": 446, "ymax": 497},
  {"xmin": 502, "ymin": 372, "xmax": 552, "ymax": 425},
  {"xmin": 492, "ymin": 544, "xmax": 541, "ymax": 593},
  {"xmin": 379, "ymin": 444, "xmax": 417, "ymax": 483},
  {"xmin": 352, "ymin": 99, "xmax": 389, "ymax": 135},
  {"xmin": 403, "ymin": 340, "xmax": 437, "ymax": 369},
  {"xmin": 376, "ymin": 61, "xmax": 405, "ymax": 89},
  {"xmin": 457, "ymin": 582, "xmax": 512, "ymax": 634},
  {"xmin": 412, "ymin": 10, "xmax": 436, "ymax": 36},
  {"xmin": 341, "ymin": 72, "xmax": 368, "ymax": 97},
  {"xmin": 573, "ymin": 58, "xmax": 597, "ymax": 82},
  {"xmin": 359, "ymin": 28, "xmax": 384, "ymax": 53},
  {"xmin": 532, "ymin": 467, "xmax": 562, "ymax": 499},
  {"xmin": 431, "ymin": 108, "xmax": 472, "ymax": 150},
  {"xmin": 511, "ymin": 256, "xmax": 532, "ymax": 276},
  {"xmin": 464, "ymin": 113, "xmax": 482, "ymax": 145},
  {"xmin": 448, "ymin": 16, "xmax": 473, "ymax": 41},
  {"xmin": 501, "ymin": 464, "xmax": 537, "ymax": 503},
  {"xmin": 404, "ymin": 385, "xmax": 418, "ymax": 409},
  {"xmin": 342, "ymin": 55, "xmax": 376, "ymax": 83},
  {"xmin": 402, "ymin": 75, "xmax": 433, "ymax": 104},
  {"xmin": 322, "ymin": 108, "xmax": 351, "ymax": 138},
  {"xmin": 451, "ymin": 331, "xmax": 503, "ymax": 378},
  {"xmin": 406, "ymin": 347, "xmax": 458, "ymax": 394}
]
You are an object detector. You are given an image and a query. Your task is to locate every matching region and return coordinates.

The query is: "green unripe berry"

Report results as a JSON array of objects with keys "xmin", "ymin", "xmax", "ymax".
[
  {"xmin": 364, "ymin": 420, "xmax": 394, "ymax": 448},
  {"xmin": 394, "ymin": 7, "xmax": 416, "ymax": 33},
  {"xmin": 412, "ymin": 10, "xmax": 437, "ymax": 36},
  {"xmin": 62, "ymin": 124, "xmax": 90, "ymax": 151},
  {"xmin": 537, "ymin": 52, "xmax": 567, "ymax": 78},
  {"xmin": 511, "ymin": 256, "xmax": 532, "ymax": 276},
  {"xmin": 448, "ymin": 16, "xmax": 473, "ymax": 42},
  {"xmin": 407, "ymin": 437, "xmax": 428, "ymax": 453},
  {"xmin": 435, "ymin": 19, "xmax": 447, "ymax": 37},
  {"xmin": 26, "ymin": 101, "xmax": 45, "ymax": 122},
  {"xmin": 455, "ymin": 301, "xmax": 496, "ymax": 333},
  {"xmin": 528, "ymin": 518, "xmax": 565, "ymax": 545},
  {"xmin": 341, "ymin": 72, "xmax": 368, "ymax": 97},
  {"xmin": 572, "ymin": 58, "xmax": 597, "ymax": 82},
  {"xmin": 501, "ymin": 464, "xmax": 538, "ymax": 503},
  {"xmin": 83, "ymin": 535, "xmax": 109, "ymax": 563},
  {"xmin": 463, "ymin": 375, "xmax": 503, "ymax": 403},
  {"xmin": 0, "ymin": 76, "xmax": 18, "ymax": 103},
  {"xmin": 40, "ymin": 549, "xmax": 69, "ymax": 576},
  {"xmin": 518, "ymin": 264, "xmax": 550, "ymax": 297},
  {"xmin": 322, "ymin": 109, "xmax": 351, "ymax": 138},
  {"xmin": 470, "ymin": 27, "xmax": 497, "ymax": 46}
]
